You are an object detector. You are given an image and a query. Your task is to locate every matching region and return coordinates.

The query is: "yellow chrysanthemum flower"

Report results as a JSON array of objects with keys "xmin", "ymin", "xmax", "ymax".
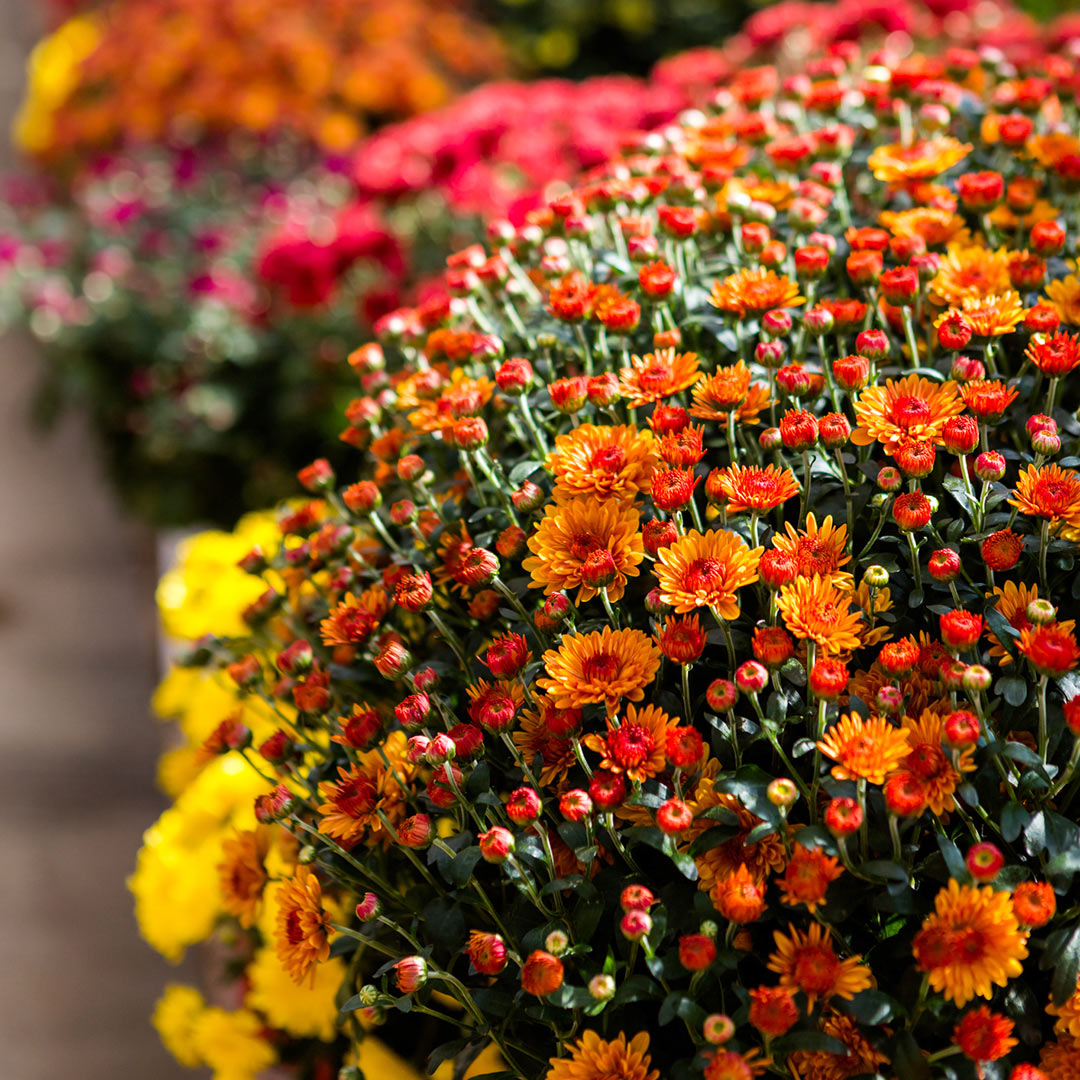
[
  {"xmin": 152, "ymin": 984, "xmax": 206, "ymax": 1068},
  {"xmin": 245, "ymin": 946, "xmax": 345, "ymax": 1042},
  {"xmin": 190, "ymin": 1006, "xmax": 278, "ymax": 1080}
]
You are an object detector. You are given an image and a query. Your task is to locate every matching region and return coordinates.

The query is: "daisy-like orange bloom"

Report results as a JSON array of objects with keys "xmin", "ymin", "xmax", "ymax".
[
  {"xmin": 434, "ymin": 521, "xmax": 474, "ymax": 593},
  {"xmin": 817, "ymin": 713, "xmax": 911, "ymax": 785},
  {"xmin": 737, "ymin": 381, "xmax": 773, "ymax": 427},
  {"xmin": 929, "ymin": 245, "xmax": 1011, "ymax": 306},
  {"xmin": 275, "ymin": 865, "xmax": 333, "ymax": 985},
  {"xmin": 1048, "ymin": 979, "xmax": 1080, "ymax": 1039},
  {"xmin": 771, "ymin": 514, "xmax": 851, "ymax": 586},
  {"xmin": 777, "ymin": 577, "xmax": 864, "ymax": 655},
  {"xmin": 710, "ymin": 267, "xmax": 804, "ymax": 317},
  {"xmin": 218, "ymin": 827, "xmax": 270, "ymax": 929},
  {"xmin": 879, "ymin": 207, "xmax": 968, "ymax": 249},
  {"xmin": 522, "ymin": 497, "xmax": 644, "ymax": 604},
  {"xmin": 1009, "ymin": 464, "xmax": 1080, "ymax": 536},
  {"xmin": 711, "ymin": 863, "xmax": 767, "ymax": 923},
  {"xmin": 548, "ymin": 424, "xmax": 658, "ymax": 503},
  {"xmin": 912, "ymin": 879, "xmax": 1028, "ymax": 1006},
  {"xmin": 867, "ymin": 137, "xmax": 972, "ymax": 182},
  {"xmin": 1027, "ymin": 332, "xmax": 1080, "ymax": 377},
  {"xmin": 619, "ymin": 349, "xmax": 702, "ymax": 408},
  {"xmin": 710, "ymin": 464, "xmax": 800, "ymax": 515},
  {"xmin": 1028, "ymin": 132, "xmax": 1080, "ymax": 167},
  {"xmin": 1045, "ymin": 275, "xmax": 1080, "ymax": 325},
  {"xmin": 513, "ymin": 698, "xmax": 577, "ymax": 789},
  {"xmin": 960, "ymin": 379, "xmax": 1019, "ymax": 421},
  {"xmin": 787, "ymin": 1012, "xmax": 889, "ymax": 1080},
  {"xmin": 654, "ymin": 528, "xmax": 763, "ymax": 617},
  {"xmin": 688, "ymin": 361, "xmax": 753, "ymax": 420},
  {"xmin": 778, "ymin": 844, "xmax": 843, "ymax": 913},
  {"xmin": 850, "ymin": 374, "xmax": 965, "ymax": 454},
  {"xmin": 583, "ymin": 703, "xmax": 678, "ymax": 784},
  {"xmin": 319, "ymin": 586, "xmax": 390, "ymax": 646},
  {"xmin": 937, "ymin": 292, "xmax": 1025, "ymax": 337},
  {"xmin": 1018, "ymin": 624, "xmax": 1080, "ymax": 677},
  {"xmin": 406, "ymin": 369, "xmax": 494, "ymax": 435},
  {"xmin": 704, "ymin": 1048, "xmax": 770, "ymax": 1080},
  {"xmin": 546, "ymin": 1031, "xmax": 659, "ymax": 1080},
  {"xmin": 537, "ymin": 627, "xmax": 661, "ymax": 713},
  {"xmin": 769, "ymin": 923, "xmax": 872, "ymax": 1011},
  {"xmin": 1040, "ymin": 1037, "xmax": 1080, "ymax": 1080},
  {"xmin": 901, "ymin": 710, "xmax": 974, "ymax": 815},
  {"xmin": 984, "ymin": 581, "xmax": 1072, "ymax": 665},
  {"xmin": 317, "ymin": 732, "xmax": 414, "ymax": 847}
]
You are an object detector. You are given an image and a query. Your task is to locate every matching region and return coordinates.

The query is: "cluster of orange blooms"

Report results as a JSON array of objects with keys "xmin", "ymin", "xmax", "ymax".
[
  {"xmin": 24, "ymin": 0, "xmax": 507, "ymax": 158},
  {"xmin": 158, "ymin": 25, "xmax": 1080, "ymax": 1080}
]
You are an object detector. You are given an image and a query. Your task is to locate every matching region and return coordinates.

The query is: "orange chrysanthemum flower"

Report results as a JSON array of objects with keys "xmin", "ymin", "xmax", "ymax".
[
  {"xmin": 545, "ymin": 1031, "xmax": 659, "ymax": 1080},
  {"xmin": 619, "ymin": 349, "xmax": 702, "ymax": 408},
  {"xmin": 960, "ymin": 379, "xmax": 1019, "ymax": 421},
  {"xmin": 583, "ymin": 703, "xmax": 678, "ymax": 784},
  {"xmin": 880, "ymin": 207, "xmax": 968, "ymax": 249},
  {"xmin": 711, "ymin": 863, "xmax": 767, "ymax": 923},
  {"xmin": 654, "ymin": 528, "xmax": 763, "ymax": 617},
  {"xmin": 984, "ymin": 581, "xmax": 1076, "ymax": 665},
  {"xmin": 689, "ymin": 361, "xmax": 753, "ymax": 420},
  {"xmin": 537, "ymin": 627, "xmax": 661, "ymax": 713},
  {"xmin": 778, "ymin": 844, "xmax": 844, "ymax": 913},
  {"xmin": 1048, "ymin": 979, "xmax": 1080, "ymax": 1039},
  {"xmin": 770, "ymin": 514, "xmax": 851, "ymax": 586},
  {"xmin": 817, "ymin": 713, "xmax": 911, "ymax": 785},
  {"xmin": 736, "ymin": 381, "xmax": 773, "ymax": 426},
  {"xmin": 317, "ymin": 731, "xmax": 414, "ymax": 847},
  {"xmin": 787, "ymin": 1012, "xmax": 889, "ymax": 1080},
  {"xmin": 930, "ymin": 245, "xmax": 1011, "ymax": 306},
  {"xmin": 1028, "ymin": 132, "xmax": 1080, "ymax": 167},
  {"xmin": 901, "ymin": 710, "xmax": 974, "ymax": 815},
  {"xmin": 1026, "ymin": 331, "xmax": 1080, "ymax": 377},
  {"xmin": 867, "ymin": 137, "xmax": 972, "ymax": 182},
  {"xmin": 913, "ymin": 880, "xmax": 1028, "ymax": 1006},
  {"xmin": 850, "ymin": 374, "xmax": 965, "ymax": 454},
  {"xmin": 218, "ymin": 827, "xmax": 270, "ymax": 929},
  {"xmin": 275, "ymin": 865, "xmax": 333, "ymax": 985},
  {"xmin": 319, "ymin": 586, "xmax": 390, "ymax": 646},
  {"xmin": 407, "ymin": 369, "xmax": 494, "ymax": 435},
  {"xmin": 512, "ymin": 697, "xmax": 577, "ymax": 789},
  {"xmin": 710, "ymin": 267, "xmax": 804, "ymax": 317},
  {"xmin": 548, "ymin": 424, "xmax": 658, "ymax": 503},
  {"xmin": 768, "ymin": 923, "xmax": 872, "ymax": 1011},
  {"xmin": 777, "ymin": 577, "xmax": 865, "ymax": 655},
  {"xmin": 1009, "ymin": 464, "xmax": 1080, "ymax": 536},
  {"xmin": 710, "ymin": 463, "xmax": 800, "ymax": 514},
  {"xmin": 523, "ymin": 497, "xmax": 644, "ymax": 604},
  {"xmin": 936, "ymin": 292, "xmax": 1025, "ymax": 337},
  {"xmin": 1045, "ymin": 275, "xmax": 1080, "ymax": 325},
  {"xmin": 954, "ymin": 1006, "xmax": 1017, "ymax": 1062},
  {"xmin": 704, "ymin": 1048, "xmax": 770, "ymax": 1080},
  {"xmin": 1040, "ymin": 1037, "xmax": 1080, "ymax": 1080},
  {"xmin": 1018, "ymin": 623, "xmax": 1080, "ymax": 677}
]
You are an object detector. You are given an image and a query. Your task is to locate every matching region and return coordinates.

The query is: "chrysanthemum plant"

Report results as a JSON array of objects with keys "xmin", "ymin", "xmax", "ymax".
[{"xmin": 176, "ymin": 39, "xmax": 1080, "ymax": 1080}]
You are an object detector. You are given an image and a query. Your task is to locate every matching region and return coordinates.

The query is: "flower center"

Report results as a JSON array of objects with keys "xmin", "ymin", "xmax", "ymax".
[
  {"xmin": 569, "ymin": 530, "xmax": 604, "ymax": 562},
  {"xmin": 591, "ymin": 445, "xmax": 627, "ymax": 474},
  {"xmin": 686, "ymin": 557, "xmax": 723, "ymax": 592},
  {"xmin": 609, "ymin": 723, "xmax": 654, "ymax": 768},
  {"xmin": 334, "ymin": 776, "xmax": 378, "ymax": 817},
  {"xmin": 890, "ymin": 394, "xmax": 932, "ymax": 429},
  {"xmin": 792, "ymin": 944, "xmax": 840, "ymax": 994},
  {"xmin": 908, "ymin": 743, "xmax": 947, "ymax": 780},
  {"xmin": 583, "ymin": 651, "xmax": 619, "ymax": 682},
  {"xmin": 639, "ymin": 360, "xmax": 674, "ymax": 393}
]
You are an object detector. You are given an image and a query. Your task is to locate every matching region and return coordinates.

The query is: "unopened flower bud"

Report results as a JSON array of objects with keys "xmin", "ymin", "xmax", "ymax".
[
  {"xmin": 589, "ymin": 974, "xmax": 616, "ymax": 1001},
  {"xmin": 545, "ymin": 930, "xmax": 570, "ymax": 956}
]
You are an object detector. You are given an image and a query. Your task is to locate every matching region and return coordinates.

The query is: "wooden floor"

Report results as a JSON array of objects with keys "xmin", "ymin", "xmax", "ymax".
[{"xmin": 0, "ymin": 8, "xmax": 193, "ymax": 1077}]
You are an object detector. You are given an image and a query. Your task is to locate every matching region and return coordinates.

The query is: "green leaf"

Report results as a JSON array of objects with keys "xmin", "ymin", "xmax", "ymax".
[
  {"xmin": 1050, "ymin": 925, "xmax": 1080, "ymax": 1006},
  {"xmin": 426, "ymin": 1039, "xmax": 472, "ymax": 1076},
  {"xmin": 1001, "ymin": 802, "xmax": 1031, "ymax": 843},
  {"xmin": 773, "ymin": 1032, "xmax": 849, "ymax": 1054},
  {"xmin": 658, "ymin": 992, "xmax": 707, "ymax": 1028},
  {"xmin": 860, "ymin": 860, "xmax": 908, "ymax": 883},
  {"xmin": 509, "ymin": 460, "xmax": 543, "ymax": 484},
  {"xmin": 997, "ymin": 676, "xmax": 1027, "ymax": 707},
  {"xmin": 671, "ymin": 849, "xmax": 700, "ymax": 881},
  {"xmin": 688, "ymin": 824, "xmax": 739, "ymax": 857},
  {"xmin": 449, "ymin": 846, "xmax": 483, "ymax": 887},
  {"xmin": 890, "ymin": 1031, "xmax": 931, "ymax": 1080},
  {"xmin": 840, "ymin": 988, "xmax": 900, "ymax": 1025},
  {"xmin": 937, "ymin": 833, "xmax": 969, "ymax": 881},
  {"xmin": 613, "ymin": 975, "xmax": 660, "ymax": 1005}
]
